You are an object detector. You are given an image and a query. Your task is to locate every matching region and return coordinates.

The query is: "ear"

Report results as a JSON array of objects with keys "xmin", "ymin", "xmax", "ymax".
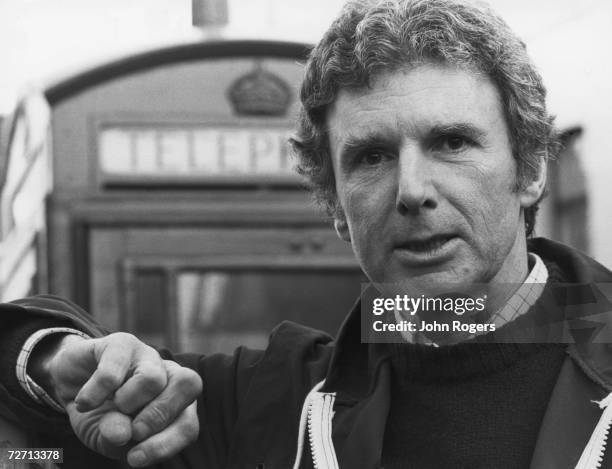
[
  {"xmin": 519, "ymin": 158, "xmax": 547, "ymax": 208},
  {"xmin": 334, "ymin": 217, "xmax": 351, "ymax": 243}
]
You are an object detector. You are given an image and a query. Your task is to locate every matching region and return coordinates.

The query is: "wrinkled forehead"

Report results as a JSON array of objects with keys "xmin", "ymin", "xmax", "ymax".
[
  {"xmin": 339, "ymin": 58, "xmax": 493, "ymax": 97},
  {"xmin": 326, "ymin": 62, "xmax": 505, "ymax": 131}
]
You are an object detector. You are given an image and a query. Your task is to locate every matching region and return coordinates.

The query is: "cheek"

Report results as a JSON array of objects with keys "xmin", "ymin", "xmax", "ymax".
[
  {"xmin": 450, "ymin": 168, "xmax": 520, "ymax": 239},
  {"xmin": 466, "ymin": 191, "xmax": 522, "ymax": 259},
  {"xmin": 342, "ymin": 184, "xmax": 390, "ymax": 254},
  {"xmin": 343, "ymin": 180, "xmax": 391, "ymax": 224}
]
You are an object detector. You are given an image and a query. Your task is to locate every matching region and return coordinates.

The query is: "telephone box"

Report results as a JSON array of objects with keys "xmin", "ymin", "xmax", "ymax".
[{"xmin": 0, "ymin": 40, "xmax": 365, "ymax": 353}]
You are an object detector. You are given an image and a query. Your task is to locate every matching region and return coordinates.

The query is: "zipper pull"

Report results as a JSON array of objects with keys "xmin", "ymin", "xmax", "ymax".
[{"xmin": 575, "ymin": 392, "xmax": 612, "ymax": 469}]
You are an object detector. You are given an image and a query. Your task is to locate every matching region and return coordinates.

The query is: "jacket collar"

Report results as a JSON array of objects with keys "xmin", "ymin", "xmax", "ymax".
[
  {"xmin": 321, "ymin": 295, "xmax": 387, "ymax": 399},
  {"xmin": 530, "ymin": 353, "xmax": 609, "ymax": 468},
  {"xmin": 529, "ymin": 238, "xmax": 612, "ymax": 390}
]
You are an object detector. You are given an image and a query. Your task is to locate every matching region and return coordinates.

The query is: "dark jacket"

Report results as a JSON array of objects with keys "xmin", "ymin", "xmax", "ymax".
[{"xmin": 1, "ymin": 238, "xmax": 612, "ymax": 468}]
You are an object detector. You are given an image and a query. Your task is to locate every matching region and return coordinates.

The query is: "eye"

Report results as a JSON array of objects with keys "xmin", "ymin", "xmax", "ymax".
[
  {"xmin": 363, "ymin": 152, "xmax": 383, "ymax": 165},
  {"xmin": 432, "ymin": 134, "xmax": 473, "ymax": 153},
  {"xmin": 446, "ymin": 136, "xmax": 467, "ymax": 151},
  {"xmin": 357, "ymin": 149, "xmax": 393, "ymax": 166}
]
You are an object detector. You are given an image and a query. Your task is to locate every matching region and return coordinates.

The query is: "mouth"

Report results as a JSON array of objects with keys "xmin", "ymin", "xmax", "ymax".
[
  {"xmin": 393, "ymin": 234, "xmax": 459, "ymax": 265},
  {"xmin": 398, "ymin": 234, "xmax": 457, "ymax": 253}
]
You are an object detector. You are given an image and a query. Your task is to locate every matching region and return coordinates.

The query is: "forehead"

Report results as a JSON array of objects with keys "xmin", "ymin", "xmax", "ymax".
[{"xmin": 327, "ymin": 64, "xmax": 508, "ymax": 151}]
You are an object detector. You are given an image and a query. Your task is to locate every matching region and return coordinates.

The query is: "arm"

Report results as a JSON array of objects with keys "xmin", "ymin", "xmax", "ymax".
[
  {"xmin": 0, "ymin": 296, "xmax": 259, "ymax": 468},
  {"xmin": 28, "ymin": 331, "xmax": 202, "ymax": 466}
]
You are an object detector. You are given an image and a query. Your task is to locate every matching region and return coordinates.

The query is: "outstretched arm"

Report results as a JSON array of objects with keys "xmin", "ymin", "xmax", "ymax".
[
  {"xmin": 0, "ymin": 295, "xmax": 266, "ymax": 468},
  {"xmin": 29, "ymin": 331, "xmax": 202, "ymax": 467}
]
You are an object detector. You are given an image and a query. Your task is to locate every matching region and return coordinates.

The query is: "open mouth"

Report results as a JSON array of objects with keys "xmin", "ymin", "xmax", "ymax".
[{"xmin": 401, "ymin": 234, "xmax": 456, "ymax": 253}]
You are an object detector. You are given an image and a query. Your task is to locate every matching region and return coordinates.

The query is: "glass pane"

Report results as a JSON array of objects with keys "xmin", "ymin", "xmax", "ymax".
[
  {"xmin": 133, "ymin": 270, "xmax": 167, "ymax": 348},
  {"xmin": 176, "ymin": 269, "xmax": 364, "ymax": 354},
  {"xmin": 252, "ymin": 131, "xmax": 281, "ymax": 174},
  {"xmin": 159, "ymin": 131, "xmax": 190, "ymax": 172},
  {"xmin": 134, "ymin": 130, "xmax": 158, "ymax": 173},
  {"xmin": 192, "ymin": 130, "xmax": 221, "ymax": 173},
  {"xmin": 99, "ymin": 129, "xmax": 132, "ymax": 173},
  {"xmin": 221, "ymin": 130, "xmax": 251, "ymax": 173}
]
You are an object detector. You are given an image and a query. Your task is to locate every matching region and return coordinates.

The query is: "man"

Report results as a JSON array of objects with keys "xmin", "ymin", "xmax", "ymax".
[{"xmin": 1, "ymin": 0, "xmax": 612, "ymax": 467}]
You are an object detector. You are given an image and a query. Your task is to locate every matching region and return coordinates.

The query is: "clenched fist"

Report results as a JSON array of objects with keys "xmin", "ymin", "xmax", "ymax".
[{"xmin": 30, "ymin": 332, "xmax": 203, "ymax": 467}]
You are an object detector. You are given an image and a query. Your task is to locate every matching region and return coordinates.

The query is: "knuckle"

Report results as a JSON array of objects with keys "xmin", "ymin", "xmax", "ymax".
[
  {"xmin": 145, "ymin": 440, "xmax": 172, "ymax": 461},
  {"xmin": 97, "ymin": 369, "xmax": 122, "ymax": 390},
  {"xmin": 175, "ymin": 369, "xmax": 203, "ymax": 398},
  {"xmin": 189, "ymin": 370, "xmax": 204, "ymax": 394},
  {"xmin": 143, "ymin": 403, "xmax": 170, "ymax": 431},
  {"xmin": 144, "ymin": 343, "xmax": 161, "ymax": 356},
  {"xmin": 181, "ymin": 417, "xmax": 199, "ymax": 443},
  {"xmin": 109, "ymin": 331, "xmax": 136, "ymax": 344},
  {"xmin": 138, "ymin": 364, "xmax": 167, "ymax": 394},
  {"xmin": 139, "ymin": 377, "xmax": 165, "ymax": 398}
]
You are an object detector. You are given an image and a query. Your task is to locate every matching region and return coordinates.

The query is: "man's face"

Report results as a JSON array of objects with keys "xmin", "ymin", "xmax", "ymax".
[{"xmin": 328, "ymin": 64, "xmax": 544, "ymax": 287}]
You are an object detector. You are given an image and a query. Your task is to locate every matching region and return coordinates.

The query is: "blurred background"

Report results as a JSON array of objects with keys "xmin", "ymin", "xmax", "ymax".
[{"xmin": 0, "ymin": 0, "xmax": 610, "ymax": 353}]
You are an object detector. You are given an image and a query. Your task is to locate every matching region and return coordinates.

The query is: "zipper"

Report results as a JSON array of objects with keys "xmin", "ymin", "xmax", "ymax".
[
  {"xmin": 292, "ymin": 380, "xmax": 339, "ymax": 469},
  {"xmin": 575, "ymin": 392, "xmax": 612, "ymax": 469},
  {"xmin": 307, "ymin": 391, "xmax": 339, "ymax": 469}
]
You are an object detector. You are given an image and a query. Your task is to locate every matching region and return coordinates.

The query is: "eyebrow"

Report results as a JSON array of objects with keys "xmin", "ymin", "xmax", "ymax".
[
  {"xmin": 427, "ymin": 123, "xmax": 487, "ymax": 141},
  {"xmin": 338, "ymin": 132, "xmax": 398, "ymax": 161},
  {"xmin": 342, "ymin": 133, "xmax": 390, "ymax": 151}
]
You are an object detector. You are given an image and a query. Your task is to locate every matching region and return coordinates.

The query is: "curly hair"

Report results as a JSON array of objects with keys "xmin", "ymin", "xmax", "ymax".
[{"xmin": 290, "ymin": 0, "xmax": 559, "ymax": 236}]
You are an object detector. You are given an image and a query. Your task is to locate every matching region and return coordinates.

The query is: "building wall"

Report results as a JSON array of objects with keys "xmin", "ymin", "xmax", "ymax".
[{"xmin": 521, "ymin": 2, "xmax": 612, "ymax": 268}]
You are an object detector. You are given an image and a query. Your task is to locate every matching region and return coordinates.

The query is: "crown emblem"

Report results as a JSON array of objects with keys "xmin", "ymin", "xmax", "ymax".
[{"xmin": 228, "ymin": 63, "xmax": 291, "ymax": 116}]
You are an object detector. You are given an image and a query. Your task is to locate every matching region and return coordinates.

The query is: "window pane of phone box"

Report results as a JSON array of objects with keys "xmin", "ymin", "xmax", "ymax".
[{"xmin": 178, "ymin": 270, "xmax": 362, "ymax": 354}]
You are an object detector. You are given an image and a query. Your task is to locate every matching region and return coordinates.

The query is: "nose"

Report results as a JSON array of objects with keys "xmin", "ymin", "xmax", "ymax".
[{"xmin": 396, "ymin": 145, "xmax": 438, "ymax": 214}]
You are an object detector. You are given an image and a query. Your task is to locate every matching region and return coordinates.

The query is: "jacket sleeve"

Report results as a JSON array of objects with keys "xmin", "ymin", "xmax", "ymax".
[{"xmin": 0, "ymin": 295, "xmax": 264, "ymax": 469}]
